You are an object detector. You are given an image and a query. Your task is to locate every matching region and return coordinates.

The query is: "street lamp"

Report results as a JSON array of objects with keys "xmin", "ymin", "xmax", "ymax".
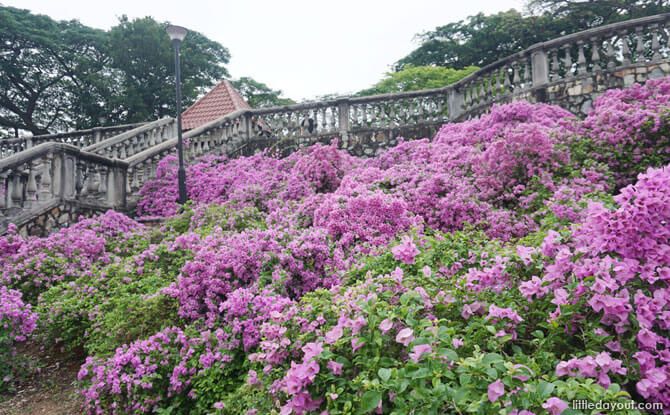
[{"xmin": 166, "ymin": 25, "xmax": 188, "ymax": 205}]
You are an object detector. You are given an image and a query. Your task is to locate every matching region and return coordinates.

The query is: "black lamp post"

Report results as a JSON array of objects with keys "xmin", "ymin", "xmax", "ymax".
[{"xmin": 166, "ymin": 25, "xmax": 188, "ymax": 205}]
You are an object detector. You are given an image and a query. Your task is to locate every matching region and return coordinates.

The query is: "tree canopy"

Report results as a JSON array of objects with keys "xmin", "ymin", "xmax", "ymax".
[
  {"xmin": 0, "ymin": 7, "xmax": 230, "ymax": 136},
  {"xmin": 395, "ymin": 0, "xmax": 670, "ymax": 71},
  {"xmin": 231, "ymin": 77, "xmax": 295, "ymax": 108},
  {"xmin": 355, "ymin": 65, "xmax": 478, "ymax": 97},
  {"xmin": 0, "ymin": 6, "xmax": 108, "ymax": 135}
]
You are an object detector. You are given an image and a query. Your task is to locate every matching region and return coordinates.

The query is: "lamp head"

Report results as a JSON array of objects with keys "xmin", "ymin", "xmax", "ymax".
[{"xmin": 166, "ymin": 25, "xmax": 187, "ymax": 43}]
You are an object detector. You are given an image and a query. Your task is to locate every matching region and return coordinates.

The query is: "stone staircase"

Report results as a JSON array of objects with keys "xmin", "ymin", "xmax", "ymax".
[{"xmin": 2, "ymin": 12, "xmax": 670, "ymax": 236}]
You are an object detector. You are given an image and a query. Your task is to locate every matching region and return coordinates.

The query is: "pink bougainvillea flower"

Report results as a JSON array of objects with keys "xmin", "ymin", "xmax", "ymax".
[
  {"xmin": 408, "ymin": 344, "xmax": 432, "ymax": 363},
  {"xmin": 391, "ymin": 235, "xmax": 420, "ymax": 264},
  {"xmin": 542, "ymin": 397, "xmax": 568, "ymax": 415},
  {"xmin": 488, "ymin": 379, "xmax": 505, "ymax": 403},
  {"xmin": 379, "ymin": 319, "xmax": 393, "ymax": 334},
  {"xmin": 327, "ymin": 361, "xmax": 343, "ymax": 375},
  {"xmin": 395, "ymin": 328, "xmax": 415, "ymax": 346},
  {"xmin": 324, "ymin": 325, "xmax": 343, "ymax": 344}
]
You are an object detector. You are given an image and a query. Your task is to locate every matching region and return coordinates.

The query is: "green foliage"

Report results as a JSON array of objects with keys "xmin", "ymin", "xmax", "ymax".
[
  {"xmin": 0, "ymin": 5, "xmax": 109, "ymax": 134},
  {"xmin": 108, "ymin": 16, "xmax": 230, "ymax": 123},
  {"xmin": 395, "ymin": 1, "xmax": 670, "ymax": 71},
  {"xmin": 355, "ymin": 65, "xmax": 478, "ymax": 97},
  {"xmin": 36, "ymin": 236, "xmax": 191, "ymax": 356},
  {"xmin": 231, "ymin": 76, "xmax": 295, "ymax": 109},
  {"xmin": 0, "ymin": 6, "xmax": 231, "ymax": 134}
]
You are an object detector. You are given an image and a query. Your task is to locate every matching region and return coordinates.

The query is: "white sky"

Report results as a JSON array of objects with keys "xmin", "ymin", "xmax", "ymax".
[{"xmin": 5, "ymin": 0, "xmax": 524, "ymax": 101}]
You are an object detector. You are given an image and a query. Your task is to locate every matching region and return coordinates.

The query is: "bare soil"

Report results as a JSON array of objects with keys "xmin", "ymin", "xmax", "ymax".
[{"xmin": 0, "ymin": 344, "xmax": 81, "ymax": 415}]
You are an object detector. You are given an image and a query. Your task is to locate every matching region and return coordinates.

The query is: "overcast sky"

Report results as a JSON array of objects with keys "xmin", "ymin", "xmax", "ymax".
[{"xmin": 6, "ymin": 0, "xmax": 524, "ymax": 101}]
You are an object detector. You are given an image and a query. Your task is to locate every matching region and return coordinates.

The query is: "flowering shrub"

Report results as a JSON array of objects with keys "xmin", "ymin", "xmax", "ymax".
[
  {"xmin": 0, "ymin": 286, "xmax": 37, "ymax": 393},
  {"xmin": 580, "ymin": 77, "xmax": 670, "ymax": 187},
  {"xmin": 1, "ymin": 79, "xmax": 670, "ymax": 413}
]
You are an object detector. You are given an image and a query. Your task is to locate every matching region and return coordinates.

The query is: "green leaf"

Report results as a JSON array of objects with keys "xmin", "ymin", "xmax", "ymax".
[
  {"xmin": 438, "ymin": 348, "xmax": 459, "ymax": 361},
  {"xmin": 409, "ymin": 367, "xmax": 431, "ymax": 379},
  {"xmin": 482, "ymin": 353, "xmax": 503, "ymax": 365},
  {"xmin": 537, "ymin": 381, "xmax": 555, "ymax": 398},
  {"xmin": 360, "ymin": 391, "xmax": 382, "ymax": 412},
  {"xmin": 378, "ymin": 368, "xmax": 392, "ymax": 382},
  {"xmin": 531, "ymin": 330, "xmax": 545, "ymax": 339}
]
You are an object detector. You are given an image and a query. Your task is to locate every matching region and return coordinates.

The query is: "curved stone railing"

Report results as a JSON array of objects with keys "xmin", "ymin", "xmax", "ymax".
[
  {"xmin": 0, "ymin": 142, "xmax": 127, "ymax": 235},
  {"xmin": 3, "ymin": 13, "xmax": 670, "ymax": 235},
  {"xmin": 83, "ymin": 117, "xmax": 176, "ymax": 159},
  {"xmin": 169, "ymin": 13, "xmax": 670, "ymax": 159},
  {"xmin": 455, "ymin": 13, "xmax": 670, "ymax": 116},
  {"xmin": 0, "ymin": 123, "xmax": 144, "ymax": 159}
]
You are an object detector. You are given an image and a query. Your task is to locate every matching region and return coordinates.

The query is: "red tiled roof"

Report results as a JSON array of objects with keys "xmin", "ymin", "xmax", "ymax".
[{"xmin": 181, "ymin": 79, "xmax": 251, "ymax": 130}]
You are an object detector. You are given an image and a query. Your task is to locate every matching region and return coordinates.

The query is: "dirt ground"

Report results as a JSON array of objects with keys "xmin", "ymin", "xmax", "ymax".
[{"xmin": 0, "ymin": 344, "xmax": 81, "ymax": 415}]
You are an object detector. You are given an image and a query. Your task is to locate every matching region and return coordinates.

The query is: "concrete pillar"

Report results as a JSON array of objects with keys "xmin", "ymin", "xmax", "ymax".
[
  {"xmin": 338, "ymin": 100, "xmax": 350, "ymax": 141},
  {"xmin": 106, "ymin": 165, "xmax": 127, "ymax": 208},
  {"xmin": 531, "ymin": 49, "xmax": 550, "ymax": 86},
  {"xmin": 447, "ymin": 88, "xmax": 464, "ymax": 120}
]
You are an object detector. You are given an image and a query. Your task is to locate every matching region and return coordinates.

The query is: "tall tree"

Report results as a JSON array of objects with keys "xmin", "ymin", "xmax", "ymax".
[
  {"xmin": 527, "ymin": 0, "xmax": 670, "ymax": 27},
  {"xmin": 231, "ymin": 77, "xmax": 295, "ymax": 108},
  {"xmin": 0, "ymin": 8, "xmax": 232, "ymax": 136},
  {"xmin": 355, "ymin": 65, "xmax": 479, "ymax": 97},
  {"xmin": 394, "ymin": 10, "xmax": 567, "ymax": 71},
  {"xmin": 395, "ymin": 1, "xmax": 670, "ymax": 71},
  {"xmin": 0, "ymin": 6, "xmax": 107, "ymax": 135},
  {"xmin": 107, "ymin": 16, "xmax": 231, "ymax": 123}
]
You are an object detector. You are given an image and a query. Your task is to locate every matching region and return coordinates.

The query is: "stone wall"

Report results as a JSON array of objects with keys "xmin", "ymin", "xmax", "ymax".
[{"xmin": 13, "ymin": 200, "xmax": 111, "ymax": 237}]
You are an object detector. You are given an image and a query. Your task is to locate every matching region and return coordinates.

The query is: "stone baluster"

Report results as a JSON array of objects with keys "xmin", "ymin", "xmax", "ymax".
[
  {"xmin": 494, "ymin": 68, "xmax": 502, "ymax": 96},
  {"xmin": 329, "ymin": 106, "xmax": 337, "ymax": 132},
  {"xmin": 563, "ymin": 44, "xmax": 573, "ymax": 78},
  {"xmin": 24, "ymin": 162, "xmax": 37, "ymax": 208},
  {"xmin": 472, "ymin": 81, "xmax": 480, "ymax": 106},
  {"xmin": 523, "ymin": 58, "xmax": 531, "ymax": 88},
  {"xmin": 605, "ymin": 36, "xmax": 616, "ymax": 69},
  {"xmin": 503, "ymin": 68, "xmax": 512, "ymax": 95},
  {"xmin": 38, "ymin": 154, "xmax": 52, "ymax": 201},
  {"xmin": 388, "ymin": 100, "xmax": 399, "ymax": 127},
  {"xmin": 512, "ymin": 61, "xmax": 521, "ymax": 90},
  {"xmin": 622, "ymin": 30, "xmax": 632, "ymax": 65},
  {"xmin": 462, "ymin": 83, "xmax": 471, "ymax": 108},
  {"xmin": 405, "ymin": 99, "xmax": 413, "ymax": 124},
  {"xmin": 635, "ymin": 26, "xmax": 645, "ymax": 63},
  {"xmin": 98, "ymin": 166, "xmax": 108, "ymax": 199},
  {"xmin": 0, "ymin": 172, "xmax": 7, "ymax": 211},
  {"xmin": 591, "ymin": 37, "xmax": 602, "ymax": 73},
  {"xmin": 10, "ymin": 172, "xmax": 23, "ymax": 208},
  {"xmin": 126, "ymin": 167, "xmax": 134, "ymax": 195},
  {"xmin": 204, "ymin": 132, "xmax": 211, "ymax": 153},
  {"xmin": 550, "ymin": 49, "xmax": 560, "ymax": 81},
  {"xmin": 131, "ymin": 136, "xmax": 140, "ymax": 156},
  {"xmin": 88, "ymin": 165, "xmax": 101, "ymax": 197},
  {"xmin": 143, "ymin": 160, "xmax": 151, "ymax": 186},
  {"xmin": 77, "ymin": 162, "xmax": 88, "ymax": 197},
  {"xmin": 577, "ymin": 40, "xmax": 587, "ymax": 75},
  {"xmin": 318, "ymin": 107, "xmax": 325, "ymax": 132},
  {"xmin": 651, "ymin": 24, "xmax": 661, "ymax": 62},
  {"xmin": 311, "ymin": 108, "xmax": 319, "ymax": 134}
]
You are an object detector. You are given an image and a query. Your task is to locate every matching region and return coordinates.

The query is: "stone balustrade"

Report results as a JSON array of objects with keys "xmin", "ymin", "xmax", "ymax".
[
  {"xmin": 456, "ymin": 13, "xmax": 670, "ymax": 116},
  {"xmin": 0, "ymin": 142, "xmax": 127, "ymax": 235},
  {"xmin": 2, "ymin": 13, "xmax": 670, "ymax": 236},
  {"xmin": 0, "ymin": 123, "xmax": 144, "ymax": 159},
  {"xmin": 83, "ymin": 118, "xmax": 176, "ymax": 159}
]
